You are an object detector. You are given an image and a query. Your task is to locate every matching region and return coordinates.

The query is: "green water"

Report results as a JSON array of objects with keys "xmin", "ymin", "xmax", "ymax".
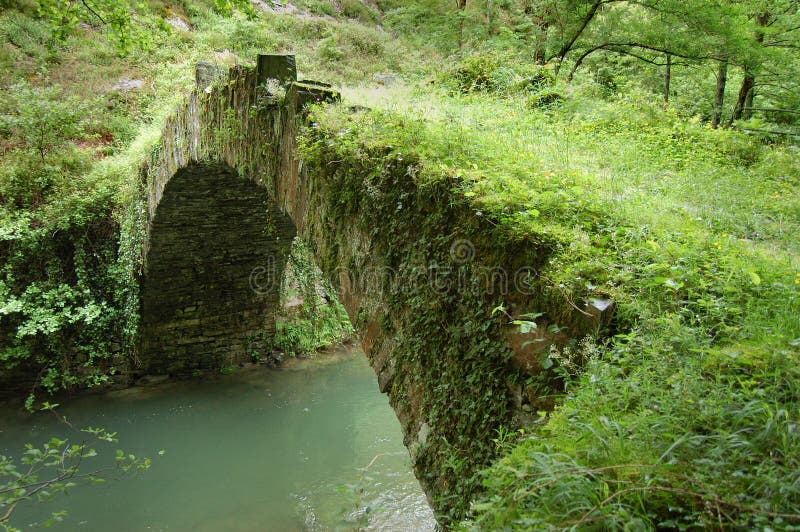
[{"xmin": 0, "ymin": 348, "xmax": 435, "ymax": 531}]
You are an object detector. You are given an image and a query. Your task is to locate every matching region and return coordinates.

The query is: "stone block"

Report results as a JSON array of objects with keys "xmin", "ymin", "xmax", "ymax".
[
  {"xmin": 291, "ymin": 82, "xmax": 341, "ymax": 109},
  {"xmin": 257, "ymin": 54, "xmax": 297, "ymax": 85}
]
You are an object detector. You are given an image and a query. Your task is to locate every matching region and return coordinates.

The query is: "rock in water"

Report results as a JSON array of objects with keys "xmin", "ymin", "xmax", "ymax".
[{"xmin": 135, "ymin": 374, "xmax": 170, "ymax": 386}]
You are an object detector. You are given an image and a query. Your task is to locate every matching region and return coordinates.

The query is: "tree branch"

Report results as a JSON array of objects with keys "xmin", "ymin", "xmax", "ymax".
[
  {"xmin": 568, "ymin": 42, "xmax": 710, "ymax": 80},
  {"xmin": 744, "ymin": 107, "xmax": 800, "ymax": 115},
  {"xmin": 551, "ymin": 0, "xmax": 625, "ymax": 71},
  {"xmin": 81, "ymin": 0, "xmax": 107, "ymax": 24}
]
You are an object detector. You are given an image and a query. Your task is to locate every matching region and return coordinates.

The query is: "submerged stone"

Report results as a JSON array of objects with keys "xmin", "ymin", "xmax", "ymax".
[{"xmin": 135, "ymin": 374, "xmax": 170, "ymax": 386}]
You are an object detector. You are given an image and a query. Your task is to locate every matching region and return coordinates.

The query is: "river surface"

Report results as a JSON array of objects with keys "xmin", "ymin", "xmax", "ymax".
[{"xmin": 0, "ymin": 347, "xmax": 435, "ymax": 531}]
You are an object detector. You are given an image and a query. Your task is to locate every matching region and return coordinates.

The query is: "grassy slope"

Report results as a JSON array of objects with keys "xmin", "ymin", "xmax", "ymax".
[{"xmin": 1, "ymin": 0, "xmax": 799, "ymax": 528}]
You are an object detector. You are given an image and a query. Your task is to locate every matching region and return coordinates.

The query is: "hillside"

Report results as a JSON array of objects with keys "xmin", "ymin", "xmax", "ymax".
[{"xmin": 1, "ymin": 0, "xmax": 799, "ymax": 529}]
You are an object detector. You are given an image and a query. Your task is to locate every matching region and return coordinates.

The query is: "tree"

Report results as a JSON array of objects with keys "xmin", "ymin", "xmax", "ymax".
[
  {"xmin": 712, "ymin": 57, "xmax": 729, "ymax": 127},
  {"xmin": 729, "ymin": 2, "xmax": 800, "ymax": 124},
  {"xmin": 0, "ymin": 404, "xmax": 151, "ymax": 530},
  {"xmin": 35, "ymin": 0, "xmax": 160, "ymax": 56},
  {"xmin": 516, "ymin": 0, "xmax": 798, "ymax": 126}
]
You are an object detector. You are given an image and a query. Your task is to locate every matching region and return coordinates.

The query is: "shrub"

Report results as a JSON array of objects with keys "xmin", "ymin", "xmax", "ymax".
[
  {"xmin": 527, "ymin": 87, "xmax": 563, "ymax": 109},
  {"xmin": 317, "ymin": 35, "xmax": 344, "ymax": 61},
  {"xmin": 339, "ymin": 0, "xmax": 380, "ymax": 23},
  {"xmin": 446, "ymin": 53, "xmax": 498, "ymax": 93},
  {"xmin": 0, "ymin": 81, "xmax": 86, "ymax": 163},
  {"xmin": 303, "ymin": 0, "xmax": 336, "ymax": 17},
  {"xmin": 0, "ymin": 9, "xmax": 50, "ymax": 60},
  {"xmin": 444, "ymin": 53, "xmax": 560, "ymax": 98}
]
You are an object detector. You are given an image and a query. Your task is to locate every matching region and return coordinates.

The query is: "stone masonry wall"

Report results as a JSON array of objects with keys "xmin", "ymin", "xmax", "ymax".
[{"xmin": 139, "ymin": 162, "xmax": 295, "ymax": 375}]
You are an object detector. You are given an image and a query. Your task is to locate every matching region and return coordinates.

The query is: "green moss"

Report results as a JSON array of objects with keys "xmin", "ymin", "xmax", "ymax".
[{"xmin": 298, "ymin": 105, "xmax": 574, "ymax": 524}]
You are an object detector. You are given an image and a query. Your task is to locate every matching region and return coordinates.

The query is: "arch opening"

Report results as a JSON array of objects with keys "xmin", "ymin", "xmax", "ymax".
[{"xmin": 140, "ymin": 162, "xmax": 296, "ymax": 375}]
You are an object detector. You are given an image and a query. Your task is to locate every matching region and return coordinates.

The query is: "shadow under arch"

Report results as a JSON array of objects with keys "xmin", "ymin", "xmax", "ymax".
[{"xmin": 140, "ymin": 160, "xmax": 296, "ymax": 375}]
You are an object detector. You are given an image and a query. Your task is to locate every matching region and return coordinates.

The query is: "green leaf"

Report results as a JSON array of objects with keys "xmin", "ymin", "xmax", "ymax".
[{"xmin": 513, "ymin": 320, "xmax": 537, "ymax": 334}]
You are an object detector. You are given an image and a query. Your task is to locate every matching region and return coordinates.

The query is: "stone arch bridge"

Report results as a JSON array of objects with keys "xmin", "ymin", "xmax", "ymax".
[{"xmin": 137, "ymin": 55, "xmax": 612, "ymax": 520}]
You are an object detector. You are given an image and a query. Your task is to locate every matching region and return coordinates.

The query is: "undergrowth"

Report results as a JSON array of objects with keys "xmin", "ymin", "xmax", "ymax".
[{"xmin": 273, "ymin": 239, "xmax": 353, "ymax": 357}]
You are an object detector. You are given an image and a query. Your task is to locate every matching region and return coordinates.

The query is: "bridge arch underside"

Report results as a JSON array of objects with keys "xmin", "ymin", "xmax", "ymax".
[{"xmin": 140, "ymin": 161, "xmax": 295, "ymax": 376}]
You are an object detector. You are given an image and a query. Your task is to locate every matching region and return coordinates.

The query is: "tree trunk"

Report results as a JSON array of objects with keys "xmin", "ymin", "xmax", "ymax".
[
  {"xmin": 728, "ymin": 11, "xmax": 768, "ymax": 125},
  {"xmin": 457, "ymin": 0, "xmax": 467, "ymax": 48},
  {"xmin": 524, "ymin": 1, "xmax": 548, "ymax": 65},
  {"xmin": 743, "ymin": 83, "xmax": 755, "ymax": 119},
  {"xmin": 729, "ymin": 71, "xmax": 755, "ymax": 123},
  {"xmin": 485, "ymin": 0, "xmax": 496, "ymax": 35},
  {"xmin": 664, "ymin": 53, "xmax": 671, "ymax": 103},
  {"xmin": 712, "ymin": 59, "xmax": 728, "ymax": 128},
  {"xmin": 533, "ymin": 20, "xmax": 548, "ymax": 64}
]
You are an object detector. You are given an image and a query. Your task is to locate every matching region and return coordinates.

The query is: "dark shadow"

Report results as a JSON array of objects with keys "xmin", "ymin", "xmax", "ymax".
[{"xmin": 140, "ymin": 162, "xmax": 296, "ymax": 375}]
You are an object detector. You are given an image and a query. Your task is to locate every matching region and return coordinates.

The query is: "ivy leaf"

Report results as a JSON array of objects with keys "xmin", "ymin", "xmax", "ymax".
[{"xmin": 513, "ymin": 320, "xmax": 537, "ymax": 334}]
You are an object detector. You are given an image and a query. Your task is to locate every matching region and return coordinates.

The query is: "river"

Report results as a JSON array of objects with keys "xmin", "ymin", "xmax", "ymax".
[{"xmin": 0, "ymin": 347, "xmax": 435, "ymax": 531}]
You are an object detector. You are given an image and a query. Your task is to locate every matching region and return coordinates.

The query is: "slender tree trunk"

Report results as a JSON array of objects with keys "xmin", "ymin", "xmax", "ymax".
[
  {"xmin": 743, "ymin": 84, "xmax": 755, "ymax": 119},
  {"xmin": 457, "ymin": 0, "xmax": 467, "ymax": 49},
  {"xmin": 712, "ymin": 59, "xmax": 728, "ymax": 128},
  {"xmin": 485, "ymin": 0, "xmax": 496, "ymax": 35},
  {"xmin": 728, "ymin": 12, "xmax": 768, "ymax": 125},
  {"xmin": 524, "ymin": 1, "xmax": 548, "ymax": 65},
  {"xmin": 729, "ymin": 71, "xmax": 755, "ymax": 123},
  {"xmin": 664, "ymin": 53, "xmax": 671, "ymax": 103}
]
